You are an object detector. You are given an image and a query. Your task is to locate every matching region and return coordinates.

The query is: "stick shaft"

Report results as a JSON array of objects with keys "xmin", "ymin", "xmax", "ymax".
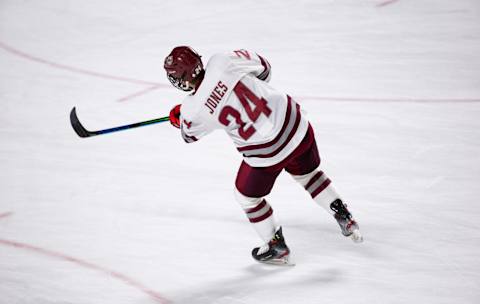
[
  {"xmin": 95, "ymin": 116, "xmax": 170, "ymax": 135},
  {"xmin": 70, "ymin": 107, "xmax": 170, "ymax": 138}
]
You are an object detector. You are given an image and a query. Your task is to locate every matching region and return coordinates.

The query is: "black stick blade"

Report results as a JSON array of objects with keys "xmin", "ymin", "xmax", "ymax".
[{"xmin": 70, "ymin": 107, "xmax": 95, "ymax": 138}]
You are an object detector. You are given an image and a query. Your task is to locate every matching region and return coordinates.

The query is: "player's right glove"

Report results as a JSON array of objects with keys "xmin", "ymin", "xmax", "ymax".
[{"xmin": 169, "ymin": 104, "xmax": 181, "ymax": 128}]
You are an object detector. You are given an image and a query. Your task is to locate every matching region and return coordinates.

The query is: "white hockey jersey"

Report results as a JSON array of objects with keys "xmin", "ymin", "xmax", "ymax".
[{"xmin": 179, "ymin": 49, "xmax": 309, "ymax": 167}]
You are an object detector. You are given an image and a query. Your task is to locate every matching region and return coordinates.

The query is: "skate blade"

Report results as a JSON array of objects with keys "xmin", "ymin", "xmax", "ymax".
[
  {"xmin": 350, "ymin": 229, "xmax": 363, "ymax": 243},
  {"xmin": 257, "ymin": 255, "xmax": 295, "ymax": 266}
]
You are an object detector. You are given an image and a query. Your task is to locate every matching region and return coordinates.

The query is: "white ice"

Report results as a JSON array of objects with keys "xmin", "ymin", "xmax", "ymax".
[{"xmin": 1, "ymin": 0, "xmax": 480, "ymax": 303}]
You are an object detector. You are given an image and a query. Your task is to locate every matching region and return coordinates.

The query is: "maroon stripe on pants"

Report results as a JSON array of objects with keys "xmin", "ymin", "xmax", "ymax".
[
  {"xmin": 311, "ymin": 179, "xmax": 332, "ymax": 199},
  {"xmin": 249, "ymin": 207, "xmax": 273, "ymax": 223}
]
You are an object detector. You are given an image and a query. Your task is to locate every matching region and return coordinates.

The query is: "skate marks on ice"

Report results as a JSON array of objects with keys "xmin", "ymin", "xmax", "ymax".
[
  {"xmin": 0, "ymin": 238, "xmax": 170, "ymax": 304},
  {"xmin": 170, "ymin": 264, "xmax": 342, "ymax": 304}
]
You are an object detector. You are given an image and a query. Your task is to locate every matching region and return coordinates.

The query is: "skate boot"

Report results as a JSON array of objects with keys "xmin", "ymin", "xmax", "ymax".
[
  {"xmin": 252, "ymin": 227, "xmax": 293, "ymax": 265},
  {"xmin": 330, "ymin": 199, "xmax": 363, "ymax": 243}
]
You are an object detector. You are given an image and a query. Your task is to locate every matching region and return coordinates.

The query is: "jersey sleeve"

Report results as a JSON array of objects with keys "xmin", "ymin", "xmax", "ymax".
[
  {"xmin": 230, "ymin": 49, "xmax": 272, "ymax": 82},
  {"xmin": 179, "ymin": 102, "xmax": 211, "ymax": 143}
]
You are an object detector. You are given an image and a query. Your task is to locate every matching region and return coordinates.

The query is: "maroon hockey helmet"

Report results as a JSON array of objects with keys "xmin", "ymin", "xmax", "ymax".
[{"xmin": 164, "ymin": 46, "xmax": 204, "ymax": 92}]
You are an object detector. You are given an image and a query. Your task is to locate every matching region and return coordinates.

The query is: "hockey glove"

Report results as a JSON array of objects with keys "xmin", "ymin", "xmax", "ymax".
[{"xmin": 169, "ymin": 104, "xmax": 181, "ymax": 128}]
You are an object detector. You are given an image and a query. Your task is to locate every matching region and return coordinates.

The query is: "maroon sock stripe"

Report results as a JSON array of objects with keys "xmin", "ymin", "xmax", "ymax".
[
  {"xmin": 249, "ymin": 207, "xmax": 273, "ymax": 223},
  {"xmin": 305, "ymin": 171, "xmax": 324, "ymax": 190},
  {"xmin": 245, "ymin": 200, "xmax": 273, "ymax": 223},
  {"xmin": 246, "ymin": 200, "xmax": 267, "ymax": 214},
  {"xmin": 246, "ymin": 203, "xmax": 270, "ymax": 219},
  {"xmin": 306, "ymin": 171, "xmax": 329, "ymax": 195},
  {"xmin": 311, "ymin": 179, "xmax": 332, "ymax": 199}
]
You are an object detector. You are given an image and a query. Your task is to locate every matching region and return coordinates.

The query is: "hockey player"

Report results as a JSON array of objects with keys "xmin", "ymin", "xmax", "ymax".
[{"xmin": 164, "ymin": 46, "xmax": 363, "ymax": 265}]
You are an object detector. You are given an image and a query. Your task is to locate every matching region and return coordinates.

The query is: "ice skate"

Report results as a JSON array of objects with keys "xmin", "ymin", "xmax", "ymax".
[
  {"xmin": 330, "ymin": 199, "xmax": 363, "ymax": 243},
  {"xmin": 252, "ymin": 227, "xmax": 294, "ymax": 266}
]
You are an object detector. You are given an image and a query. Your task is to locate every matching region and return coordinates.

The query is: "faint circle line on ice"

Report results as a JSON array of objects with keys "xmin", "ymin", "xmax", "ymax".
[
  {"xmin": 0, "ymin": 40, "xmax": 169, "ymax": 87},
  {"xmin": 0, "ymin": 211, "xmax": 13, "ymax": 219},
  {"xmin": 0, "ymin": 238, "xmax": 169, "ymax": 304},
  {"xmin": 117, "ymin": 84, "xmax": 167, "ymax": 102}
]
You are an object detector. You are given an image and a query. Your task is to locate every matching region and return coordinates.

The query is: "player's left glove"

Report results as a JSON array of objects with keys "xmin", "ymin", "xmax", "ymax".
[{"xmin": 169, "ymin": 104, "xmax": 181, "ymax": 128}]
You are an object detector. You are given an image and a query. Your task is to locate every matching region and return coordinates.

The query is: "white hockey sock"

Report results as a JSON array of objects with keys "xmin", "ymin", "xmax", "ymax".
[
  {"xmin": 291, "ymin": 169, "xmax": 340, "ymax": 215},
  {"xmin": 234, "ymin": 190, "xmax": 278, "ymax": 243}
]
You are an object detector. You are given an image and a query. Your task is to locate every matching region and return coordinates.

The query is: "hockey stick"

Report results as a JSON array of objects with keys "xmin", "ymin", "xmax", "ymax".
[{"xmin": 70, "ymin": 107, "xmax": 170, "ymax": 138}]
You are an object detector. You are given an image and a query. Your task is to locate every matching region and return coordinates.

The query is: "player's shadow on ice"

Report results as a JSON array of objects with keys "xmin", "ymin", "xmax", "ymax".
[
  {"xmin": 287, "ymin": 222, "xmax": 386, "ymax": 260},
  {"xmin": 171, "ymin": 265, "xmax": 342, "ymax": 304}
]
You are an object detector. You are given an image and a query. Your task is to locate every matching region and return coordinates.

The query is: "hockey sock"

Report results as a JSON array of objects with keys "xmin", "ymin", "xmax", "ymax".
[
  {"xmin": 234, "ymin": 190, "xmax": 279, "ymax": 243},
  {"xmin": 291, "ymin": 169, "xmax": 340, "ymax": 215}
]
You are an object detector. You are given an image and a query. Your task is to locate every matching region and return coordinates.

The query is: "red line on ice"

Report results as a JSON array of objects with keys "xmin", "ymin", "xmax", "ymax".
[
  {"xmin": 376, "ymin": 0, "xmax": 400, "ymax": 7},
  {"xmin": 0, "ymin": 212, "xmax": 13, "ymax": 219},
  {"xmin": 295, "ymin": 95, "xmax": 480, "ymax": 103},
  {"xmin": 0, "ymin": 238, "xmax": 169, "ymax": 304},
  {"xmin": 2, "ymin": 40, "xmax": 479, "ymax": 104}
]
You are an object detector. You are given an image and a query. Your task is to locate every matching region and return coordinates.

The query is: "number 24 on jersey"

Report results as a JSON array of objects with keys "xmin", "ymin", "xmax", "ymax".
[{"xmin": 219, "ymin": 81, "xmax": 272, "ymax": 140}]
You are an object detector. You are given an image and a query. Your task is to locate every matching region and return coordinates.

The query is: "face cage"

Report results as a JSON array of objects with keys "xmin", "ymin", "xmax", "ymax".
[{"xmin": 167, "ymin": 74, "xmax": 193, "ymax": 92}]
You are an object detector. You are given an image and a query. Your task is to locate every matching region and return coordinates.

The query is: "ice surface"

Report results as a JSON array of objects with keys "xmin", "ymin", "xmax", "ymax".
[{"xmin": 1, "ymin": 0, "xmax": 479, "ymax": 303}]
